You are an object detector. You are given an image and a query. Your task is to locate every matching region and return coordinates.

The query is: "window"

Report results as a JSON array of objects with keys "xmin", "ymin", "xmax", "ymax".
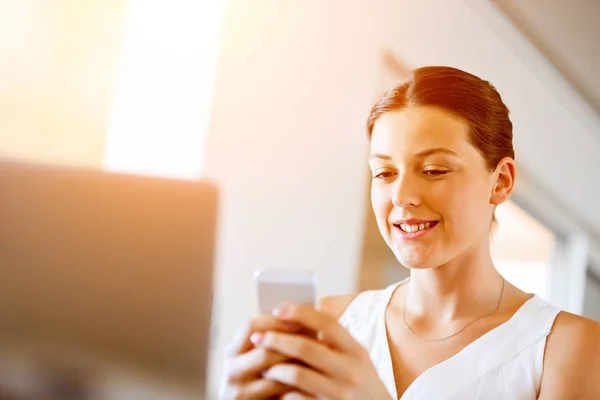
[
  {"xmin": 492, "ymin": 200, "xmax": 556, "ymax": 300},
  {"xmin": 103, "ymin": 0, "xmax": 227, "ymax": 180}
]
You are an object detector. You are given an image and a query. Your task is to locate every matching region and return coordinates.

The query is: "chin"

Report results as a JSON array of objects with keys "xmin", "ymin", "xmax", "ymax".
[{"xmin": 393, "ymin": 248, "xmax": 438, "ymax": 270}]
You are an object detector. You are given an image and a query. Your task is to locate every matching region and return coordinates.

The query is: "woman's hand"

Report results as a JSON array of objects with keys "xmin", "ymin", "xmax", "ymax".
[
  {"xmin": 219, "ymin": 315, "xmax": 304, "ymax": 399},
  {"xmin": 250, "ymin": 303, "xmax": 393, "ymax": 400}
]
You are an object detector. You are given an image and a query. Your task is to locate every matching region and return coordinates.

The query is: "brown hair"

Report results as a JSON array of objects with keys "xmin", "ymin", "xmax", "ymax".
[
  {"xmin": 367, "ymin": 66, "xmax": 514, "ymax": 171},
  {"xmin": 367, "ymin": 66, "xmax": 514, "ymax": 227}
]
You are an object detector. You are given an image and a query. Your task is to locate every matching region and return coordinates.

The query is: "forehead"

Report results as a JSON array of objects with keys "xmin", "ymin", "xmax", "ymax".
[{"xmin": 370, "ymin": 107, "xmax": 471, "ymax": 156}]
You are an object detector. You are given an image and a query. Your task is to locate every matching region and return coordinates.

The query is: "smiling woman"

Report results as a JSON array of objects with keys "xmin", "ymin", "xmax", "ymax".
[
  {"xmin": 366, "ymin": 73, "xmax": 516, "ymax": 270},
  {"xmin": 368, "ymin": 66, "xmax": 514, "ymax": 229},
  {"xmin": 220, "ymin": 66, "xmax": 600, "ymax": 400}
]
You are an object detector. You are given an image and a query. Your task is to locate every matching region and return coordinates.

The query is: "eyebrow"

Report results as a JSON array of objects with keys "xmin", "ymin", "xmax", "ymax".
[
  {"xmin": 368, "ymin": 153, "xmax": 392, "ymax": 161},
  {"xmin": 368, "ymin": 148, "xmax": 459, "ymax": 161},
  {"xmin": 416, "ymin": 147, "xmax": 460, "ymax": 158}
]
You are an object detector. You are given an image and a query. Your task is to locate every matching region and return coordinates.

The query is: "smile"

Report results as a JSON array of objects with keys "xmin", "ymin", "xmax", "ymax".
[{"xmin": 392, "ymin": 220, "xmax": 438, "ymax": 239}]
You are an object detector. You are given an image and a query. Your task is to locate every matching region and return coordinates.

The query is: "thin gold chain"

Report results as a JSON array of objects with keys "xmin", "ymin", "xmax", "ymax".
[{"xmin": 402, "ymin": 277, "xmax": 505, "ymax": 342}]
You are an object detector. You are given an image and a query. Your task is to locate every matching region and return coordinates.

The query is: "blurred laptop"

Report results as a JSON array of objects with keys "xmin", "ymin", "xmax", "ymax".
[{"xmin": 0, "ymin": 159, "xmax": 218, "ymax": 400}]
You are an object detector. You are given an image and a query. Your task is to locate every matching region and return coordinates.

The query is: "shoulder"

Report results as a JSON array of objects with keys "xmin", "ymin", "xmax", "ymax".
[
  {"xmin": 319, "ymin": 292, "xmax": 361, "ymax": 320},
  {"xmin": 539, "ymin": 311, "xmax": 600, "ymax": 399}
]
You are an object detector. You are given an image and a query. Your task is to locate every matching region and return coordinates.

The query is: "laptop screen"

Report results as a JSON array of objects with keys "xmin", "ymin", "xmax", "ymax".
[{"xmin": 0, "ymin": 159, "xmax": 218, "ymax": 399}]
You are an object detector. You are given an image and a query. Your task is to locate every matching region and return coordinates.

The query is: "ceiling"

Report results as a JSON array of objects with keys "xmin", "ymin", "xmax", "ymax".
[{"xmin": 495, "ymin": 0, "xmax": 600, "ymax": 124}]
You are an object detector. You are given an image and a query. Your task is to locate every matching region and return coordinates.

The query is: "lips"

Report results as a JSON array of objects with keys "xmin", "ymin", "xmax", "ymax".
[
  {"xmin": 394, "ymin": 220, "xmax": 438, "ymax": 233},
  {"xmin": 391, "ymin": 219, "xmax": 439, "ymax": 238}
]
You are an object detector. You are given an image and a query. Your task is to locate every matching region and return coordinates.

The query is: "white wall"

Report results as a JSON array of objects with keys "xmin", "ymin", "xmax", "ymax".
[{"xmin": 203, "ymin": 0, "xmax": 391, "ymax": 395}]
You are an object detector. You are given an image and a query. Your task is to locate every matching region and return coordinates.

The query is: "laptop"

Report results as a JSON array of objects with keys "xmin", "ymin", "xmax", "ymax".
[{"xmin": 0, "ymin": 159, "xmax": 218, "ymax": 399}]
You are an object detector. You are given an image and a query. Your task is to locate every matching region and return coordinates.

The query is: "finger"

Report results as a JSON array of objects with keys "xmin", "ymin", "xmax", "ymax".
[
  {"xmin": 280, "ymin": 392, "xmax": 316, "ymax": 400},
  {"xmin": 263, "ymin": 363, "xmax": 344, "ymax": 400},
  {"xmin": 227, "ymin": 316, "xmax": 305, "ymax": 356},
  {"xmin": 228, "ymin": 347, "xmax": 289, "ymax": 382},
  {"xmin": 228, "ymin": 379, "xmax": 292, "ymax": 399},
  {"xmin": 273, "ymin": 304, "xmax": 362, "ymax": 353},
  {"xmin": 251, "ymin": 331, "xmax": 349, "ymax": 380}
]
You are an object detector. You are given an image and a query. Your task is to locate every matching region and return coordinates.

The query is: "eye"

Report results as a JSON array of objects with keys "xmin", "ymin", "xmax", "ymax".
[
  {"xmin": 423, "ymin": 169, "xmax": 449, "ymax": 177},
  {"xmin": 373, "ymin": 171, "xmax": 397, "ymax": 180}
]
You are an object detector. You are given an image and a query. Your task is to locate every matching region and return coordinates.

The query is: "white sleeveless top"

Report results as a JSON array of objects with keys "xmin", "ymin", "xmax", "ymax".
[{"xmin": 338, "ymin": 279, "xmax": 562, "ymax": 400}]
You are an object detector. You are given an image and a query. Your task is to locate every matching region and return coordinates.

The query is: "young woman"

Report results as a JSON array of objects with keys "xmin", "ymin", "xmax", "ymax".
[{"xmin": 221, "ymin": 66, "xmax": 600, "ymax": 399}]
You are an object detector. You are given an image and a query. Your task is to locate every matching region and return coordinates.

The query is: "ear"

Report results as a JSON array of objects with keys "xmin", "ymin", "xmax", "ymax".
[{"xmin": 490, "ymin": 157, "xmax": 516, "ymax": 206}]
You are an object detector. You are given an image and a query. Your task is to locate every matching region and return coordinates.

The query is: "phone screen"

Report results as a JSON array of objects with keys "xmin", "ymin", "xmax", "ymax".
[{"xmin": 254, "ymin": 269, "xmax": 316, "ymax": 314}]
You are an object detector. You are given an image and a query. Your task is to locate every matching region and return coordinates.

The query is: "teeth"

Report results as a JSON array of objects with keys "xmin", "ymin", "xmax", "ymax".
[{"xmin": 399, "ymin": 222, "xmax": 434, "ymax": 233}]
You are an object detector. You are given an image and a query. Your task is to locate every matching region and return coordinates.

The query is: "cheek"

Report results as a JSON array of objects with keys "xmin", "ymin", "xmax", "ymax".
[
  {"xmin": 424, "ymin": 180, "xmax": 463, "ymax": 217},
  {"xmin": 371, "ymin": 185, "xmax": 391, "ymax": 227},
  {"xmin": 431, "ymin": 176, "xmax": 491, "ymax": 232}
]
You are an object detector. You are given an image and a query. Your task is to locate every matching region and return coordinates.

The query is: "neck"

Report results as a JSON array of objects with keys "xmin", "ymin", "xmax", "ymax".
[{"xmin": 403, "ymin": 243, "xmax": 503, "ymax": 324}]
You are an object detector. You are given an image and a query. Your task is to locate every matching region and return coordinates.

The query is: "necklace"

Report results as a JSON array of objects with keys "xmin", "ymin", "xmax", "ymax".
[{"xmin": 402, "ymin": 277, "xmax": 505, "ymax": 342}]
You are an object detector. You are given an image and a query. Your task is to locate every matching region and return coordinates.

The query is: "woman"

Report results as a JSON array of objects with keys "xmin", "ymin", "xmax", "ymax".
[{"xmin": 221, "ymin": 66, "xmax": 600, "ymax": 399}]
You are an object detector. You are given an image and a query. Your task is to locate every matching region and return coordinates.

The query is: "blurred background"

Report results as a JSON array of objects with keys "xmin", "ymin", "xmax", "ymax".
[{"xmin": 1, "ymin": 0, "xmax": 599, "ymax": 398}]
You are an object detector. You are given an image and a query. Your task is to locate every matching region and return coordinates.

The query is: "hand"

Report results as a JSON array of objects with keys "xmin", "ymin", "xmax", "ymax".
[
  {"xmin": 250, "ymin": 303, "xmax": 393, "ymax": 400},
  {"xmin": 219, "ymin": 314, "xmax": 305, "ymax": 399}
]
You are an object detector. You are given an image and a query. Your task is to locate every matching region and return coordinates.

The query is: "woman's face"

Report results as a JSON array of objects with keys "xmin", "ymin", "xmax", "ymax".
[{"xmin": 369, "ymin": 106, "xmax": 502, "ymax": 269}]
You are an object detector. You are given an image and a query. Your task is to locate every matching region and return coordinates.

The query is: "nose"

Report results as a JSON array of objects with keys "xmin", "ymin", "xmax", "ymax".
[{"xmin": 392, "ymin": 173, "xmax": 421, "ymax": 208}]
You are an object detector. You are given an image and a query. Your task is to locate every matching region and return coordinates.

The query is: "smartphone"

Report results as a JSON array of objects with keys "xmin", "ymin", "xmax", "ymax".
[
  {"xmin": 254, "ymin": 269, "xmax": 316, "ymax": 315},
  {"xmin": 254, "ymin": 270, "xmax": 318, "ymax": 365}
]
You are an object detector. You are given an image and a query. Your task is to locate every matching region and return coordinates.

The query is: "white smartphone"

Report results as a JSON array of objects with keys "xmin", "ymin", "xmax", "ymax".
[{"xmin": 254, "ymin": 269, "xmax": 317, "ymax": 315}]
